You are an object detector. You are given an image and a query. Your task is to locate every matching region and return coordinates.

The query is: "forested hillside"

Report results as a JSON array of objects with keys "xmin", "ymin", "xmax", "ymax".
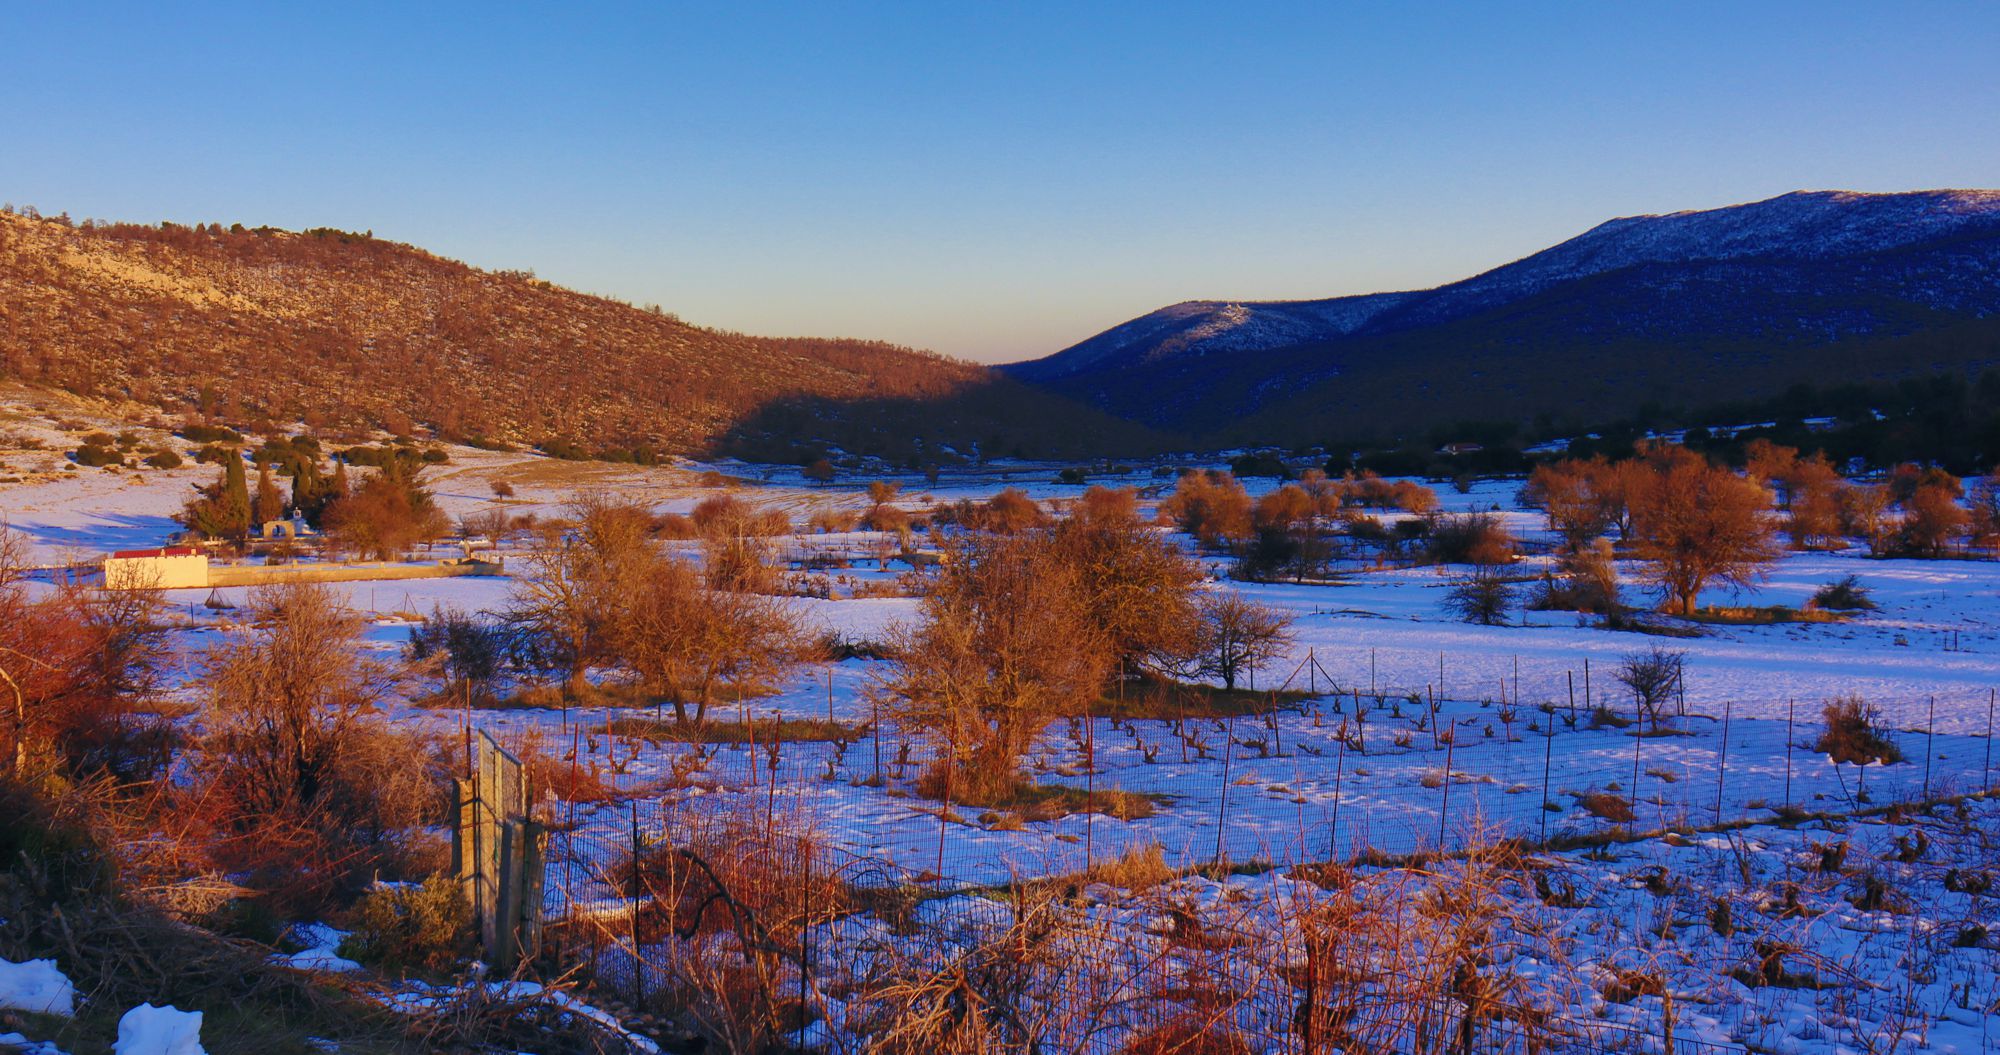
[{"xmin": 0, "ymin": 210, "xmax": 1159, "ymax": 462}]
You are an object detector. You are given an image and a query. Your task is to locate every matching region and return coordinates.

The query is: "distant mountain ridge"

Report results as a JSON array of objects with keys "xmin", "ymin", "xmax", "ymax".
[
  {"xmin": 0, "ymin": 211, "xmax": 1158, "ymax": 461},
  {"xmin": 1009, "ymin": 190, "xmax": 2000, "ymax": 442}
]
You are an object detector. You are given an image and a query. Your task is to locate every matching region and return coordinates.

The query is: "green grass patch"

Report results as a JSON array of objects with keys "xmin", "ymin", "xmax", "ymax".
[
  {"xmin": 479, "ymin": 679, "xmax": 780, "ymax": 712},
  {"xmin": 603, "ymin": 716, "xmax": 869, "ymax": 744},
  {"xmin": 956, "ymin": 781, "xmax": 1167, "ymax": 823},
  {"xmin": 1093, "ymin": 677, "xmax": 1314, "ymax": 720},
  {"xmin": 1682, "ymin": 605, "xmax": 1847, "ymax": 626}
]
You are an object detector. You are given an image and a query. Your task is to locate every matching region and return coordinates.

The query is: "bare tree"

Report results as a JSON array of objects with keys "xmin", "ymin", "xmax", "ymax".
[
  {"xmin": 1, "ymin": 521, "xmax": 170, "ymax": 782},
  {"xmin": 204, "ymin": 582, "xmax": 401, "ymax": 814},
  {"xmin": 1783, "ymin": 453, "xmax": 1844, "ymax": 549},
  {"xmin": 1615, "ymin": 646, "xmax": 1685, "ymax": 727},
  {"xmin": 1895, "ymin": 481, "xmax": 1967, "ymax": 557},
  {"xmin": 1627, "ymin": 445, "xmax": 1779, "ymax": 615},
  {"xmin": 1192, "ymin": 590, "xmax": 1294, "ymax": 691},
  {"xmin": 875, "ymin": 532, "xmax": 1110, "ymax": 799},
  {"xmin": 610, "ymin": 546, "xmax": 802, "ymax": 722},
  {"xmin": 1443, "ymin": 570, "xmax": 1515, "ymax": 626},
  {"xmin": 1048, "ymin": 491, "xmax": 1203, "ymax": 678},
  {"xmin": 502, "ymin": 495, "xmax": 651, "ymax": 697},
  {"xmin": 1526, "ymin": 459, "xmax": 1615, "ymax": 551},
  {"xmin": 321, "ymin": 460, "xmax": 449, "ymax": 560},
  {"xmin": 199, "ymin": 581, "xmax": 436, "ymax": 908},
  {"xmin": 1158, "ymin": 470, "xmax": 1253, "ymax": 550}
]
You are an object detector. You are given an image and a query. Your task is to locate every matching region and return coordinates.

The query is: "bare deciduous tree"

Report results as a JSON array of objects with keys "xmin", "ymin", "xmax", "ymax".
[
  {"xmin": 198, "ymin": 581, "xmax": 437, "ymax": 908},
  {"xmin": 1191, "ymin": 590, "xmax": 1294, "ymax": 691},
  {"xmin": 611, "ymin": 545, "xmax": 802, "ymax": 722},
  {"xmin": 1443, "ymin": 570, "xmax": 1515, "ymax": 626},
  {"xmin": 875, "ymin": 532, "xmax": 1110, "ymax": 799},
  {"xmin": 1615, "ymin": 646, "xmax": 1686, "ymax": 727},
  {"xmin": 1159, "ymin": 470, "xmax": 1253, "ymax": 550},
  {"xmin": 1626, "ymin": 445, "xmax": 1779, "ymax": 615}
]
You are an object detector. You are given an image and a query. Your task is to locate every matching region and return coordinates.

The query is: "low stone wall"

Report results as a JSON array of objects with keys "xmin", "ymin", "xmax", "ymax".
[{"xmin": 205, "ymin": 560, "xmax": 504, "ymax": 587}]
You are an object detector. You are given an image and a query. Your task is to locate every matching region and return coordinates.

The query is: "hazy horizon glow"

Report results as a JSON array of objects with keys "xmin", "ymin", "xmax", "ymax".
[{"xmin": 5, "ymin": 3, "xmax": 1998, "ymax": 363}]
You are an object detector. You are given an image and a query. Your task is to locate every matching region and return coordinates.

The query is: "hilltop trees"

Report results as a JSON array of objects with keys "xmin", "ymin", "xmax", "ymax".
[{"xmin": 1627, "ymin": 445, "xmax": 1779, "ymax": 614}]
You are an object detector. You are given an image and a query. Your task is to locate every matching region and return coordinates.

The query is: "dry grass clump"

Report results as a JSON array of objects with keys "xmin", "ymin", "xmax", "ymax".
[
  {"xmin": 1810, "ymin": 574, "xmax": 1877, "ymax": 611},
  {"xmin": 1814, "ymin": 695, "xmax": 1903, "ymax": 766},
  {"xmin": 807, "ymin": 507, "xmax": 860, "ymax": 533},
  {"xmin": 1576, "ymin": 791, "xmax": 1636, "ymax": 823},
  {"xmin": 691, "ymin": 494, "xmax": 791, "ymax": 537},
  {"xmin": 913, "ymin": 770, "xmax": 1161, "ymax": 821},
  {"xmin": 1086, "ymin": 841, "xmax": 1178, "ymax": 892},
  {"xmin": 0, "ymin": 794, "xmax": 399, "ymax": 1054},
  {"xmin": 510, "ymin": 731, "xmax": 620, "ymax": 803}
]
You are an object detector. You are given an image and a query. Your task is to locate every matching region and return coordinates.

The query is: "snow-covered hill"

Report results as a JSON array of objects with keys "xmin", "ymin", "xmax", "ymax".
[{"xmin": 1005, "ymin": 189, "xmax": 2000, "ymax": 439}]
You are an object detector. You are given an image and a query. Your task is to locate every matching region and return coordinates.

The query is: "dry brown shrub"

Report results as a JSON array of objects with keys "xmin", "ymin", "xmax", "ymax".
[
  {"xmin": 1815, "ymin": 695, "xmax": 1903, "ymax": 766},
  {"xmin": 586, "ymin": 798, "xmax": 845, "ymax": 1051},
  {"xmin": 188, "ymin": 582, "xmax": 448, "ymax": 913},
  {"xmin": 807, "ymin": 507, "xmax": 859, "ymax": 533},
  {"xmin": 1159, "ymin": 471, "xmax": 1251, "ymax": 549},
  {"xmin": 652, "ymin": 511, "xmax": 698, "ymax": 538}
]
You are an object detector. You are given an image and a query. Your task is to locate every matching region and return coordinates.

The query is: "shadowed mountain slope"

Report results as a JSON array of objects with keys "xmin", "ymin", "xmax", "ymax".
[{"xmin": 1010, "ymin": 190, "xmax": 2000, "ymax": 443}]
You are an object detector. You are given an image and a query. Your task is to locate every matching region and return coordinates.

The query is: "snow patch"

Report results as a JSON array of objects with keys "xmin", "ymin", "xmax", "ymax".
[
  {"xmin": 0, "ymin": 958, "xmax": 74, "ymax": 1017},
  {"xmin": 114, "ymin": 1004, "xmax": 205, "ymax": 1055}
]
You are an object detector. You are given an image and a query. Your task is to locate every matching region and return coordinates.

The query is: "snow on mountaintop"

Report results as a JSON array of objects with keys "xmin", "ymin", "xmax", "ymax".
[
  {"xmin": 1018, "ymin": 189, "xmax": 2000, "ymax": 381},
  {"xmin": 1394, "ymin": 188, "xmax": 2000, "ymax": 327},
  {"xmin": 1011, "ymin": 290, "xmax": 1418, "ymax": 379}
]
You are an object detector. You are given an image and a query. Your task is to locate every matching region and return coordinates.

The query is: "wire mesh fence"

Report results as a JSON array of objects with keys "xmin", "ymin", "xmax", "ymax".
[
  {"xmin": 521, "ymin": 792, "xmax": 1767, "ymax": 1055},
  {"xmin": 442, "ymin": 653, "xmax": 2000, "ymax": 1052}
]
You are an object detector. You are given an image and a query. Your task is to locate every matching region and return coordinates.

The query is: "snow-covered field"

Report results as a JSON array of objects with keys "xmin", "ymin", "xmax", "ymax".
[{"xmin": 7, "ymin": 396, "xmax": 2000, "ymax": 1051}]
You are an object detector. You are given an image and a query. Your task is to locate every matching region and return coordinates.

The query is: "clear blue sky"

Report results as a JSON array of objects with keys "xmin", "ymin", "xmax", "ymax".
[{"xmin": 4, "ymin": 3, "xmax": 1997, "ymax": 363}]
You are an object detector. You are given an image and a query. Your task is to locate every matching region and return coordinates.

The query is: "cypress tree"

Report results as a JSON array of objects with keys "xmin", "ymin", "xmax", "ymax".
[
  {"xmin": 252, "ymin": 463, "xmax": 284, "ymax": 526},
  {"xmin": 292, "ymin": 457, "xmax": 327, "ymax": 525},
  {"xmin": 219, "ymin": 454, "xmax": 252, "ymax": 538}
]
